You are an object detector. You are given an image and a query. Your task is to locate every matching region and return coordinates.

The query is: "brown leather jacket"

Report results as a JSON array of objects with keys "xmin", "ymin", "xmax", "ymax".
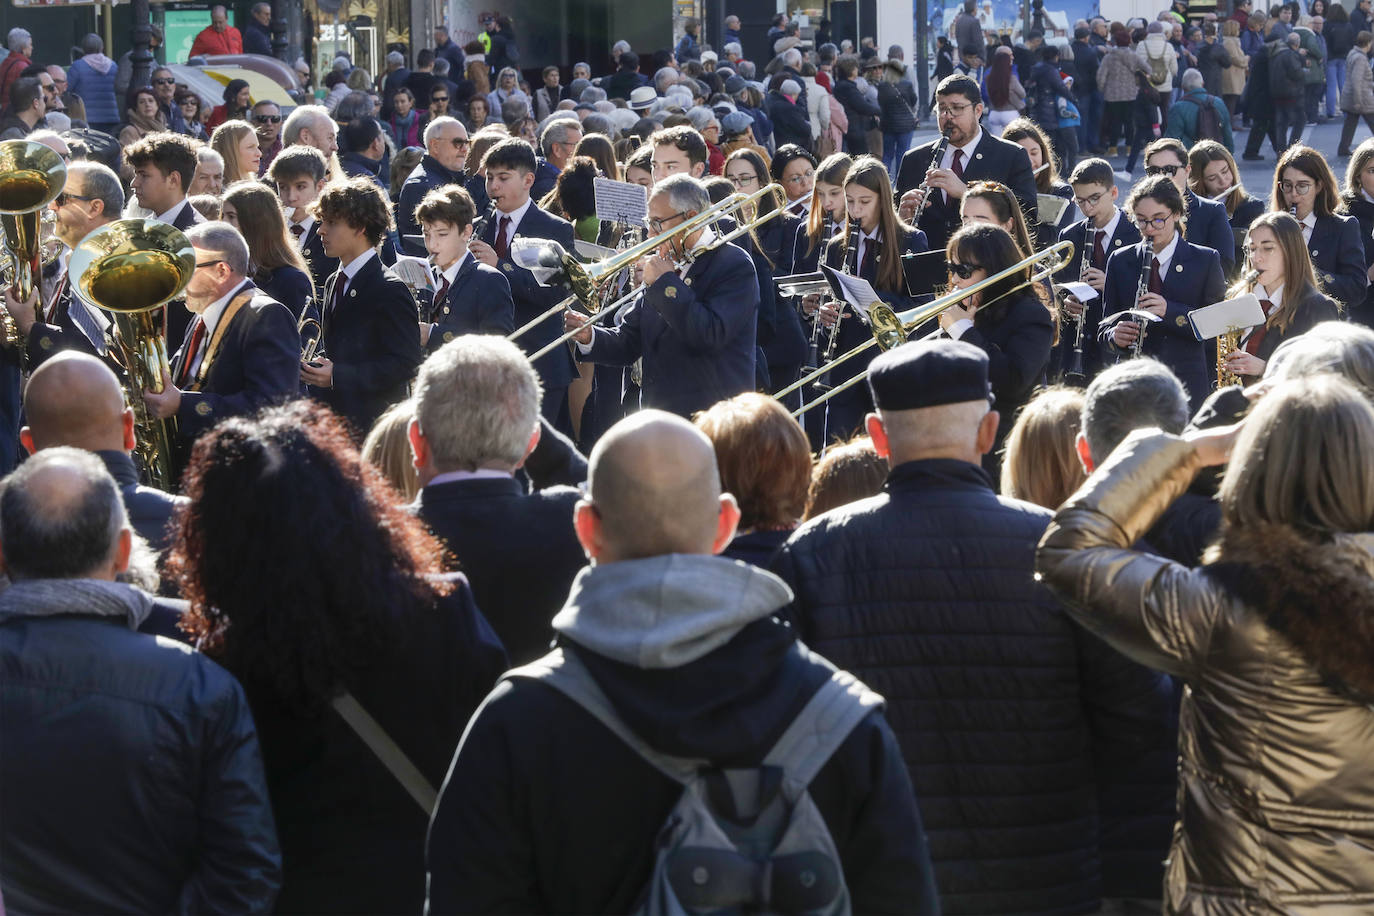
[{"xmin": 1036, "ymin": 430, "xmax": 1374, "ymax": 913}]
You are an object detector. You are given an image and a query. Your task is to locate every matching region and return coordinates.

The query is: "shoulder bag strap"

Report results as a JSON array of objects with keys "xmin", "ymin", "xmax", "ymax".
[{"xmin": 332, "ymin": 691, "xmax": 438, "ymax": 813}]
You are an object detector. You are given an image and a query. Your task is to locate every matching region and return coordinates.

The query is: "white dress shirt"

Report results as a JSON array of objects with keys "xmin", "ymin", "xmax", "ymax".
[
  {"xmin": 155, "ymin": 198, "xmax": 191, "ymax": 226},
  {"xmin": 939, "ymin": 129, "xmax": 982, "ymax": 203},
  {"xmin": 335, "ymin": 248, "xmax": 378, "ymax": 300},
  {"xmin": 494, "ymin": 197, "xmax": 534, "ymax": 248},
  {"xmin": 290, "ymin": 215, "xmax": 316, "ymax": 251},
  {"xmin": 1241, "ymin": 281, "xmax": 1283, "ymax": 347},
  {"xmin": 1299, "ymin": 211, "xmax": 1317, "ymax": 244}
]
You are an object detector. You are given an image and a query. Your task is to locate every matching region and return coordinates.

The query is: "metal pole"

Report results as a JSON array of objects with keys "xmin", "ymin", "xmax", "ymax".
[
  {"xmin": 271, "ymin": 0, "xmax": 290, "ymax": 61},
  {"xmin": 129, "ymin": 0, "xmax": 154, "ymax": 92}
]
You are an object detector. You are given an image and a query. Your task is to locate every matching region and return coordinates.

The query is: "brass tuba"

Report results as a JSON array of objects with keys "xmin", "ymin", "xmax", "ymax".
[
  {"xmin": 0, "ymin": 140, "xmax": 67, "ymax": 346},
  {"xmin": 69, "ymin": 219, "xmax": 195, "ymax": 489}
]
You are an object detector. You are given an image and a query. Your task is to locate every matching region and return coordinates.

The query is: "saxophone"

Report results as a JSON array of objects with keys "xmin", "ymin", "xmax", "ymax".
[{"xmin": 1217, "ymin": 267, "xmax": 1261, "ymax": 388}]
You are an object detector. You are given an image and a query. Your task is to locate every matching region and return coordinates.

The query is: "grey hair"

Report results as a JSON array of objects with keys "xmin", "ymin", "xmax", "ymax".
[
  {"xmin": 1287, "ymin": 31, "xmax": 1302, "ymax": 45},
  {"xmin": 540, "ymin": 118, "xmax": 580, "ymax": 156},
  {"xmin": 782, "ymin": 48, "xmax": 803, "ymax": 68},
  {"xmin": 387, "ymin": 50, "xmax": 405, "ymax": 68},
  {"xmin": 69, "ymin": 162, "xmax": 125, "ymax": 220},
  {"xmin": 651, "ymin": 173, "xmax": 711, "ymax": 215},
  {"xmin": 724, "ymin": 42, "xmax": 742, "ymax": 57},
  {"xmin": 283, "ymin": 104, "xmax": 333, "ymax": 145},
  {"xmin": 653, "ymin": 67, "xmax": 679, "ymax": 93},
  {"xmin": 423, "ymin": 115, "xmax": 462, "ymax": 146},
  {"xmin": 252, "ymin": 1, "xmax": 271, "ymax": 14},
  {"xmin": 197, "ymin": 146, "xmax": 225, "ymax": 169},
  {"xmin": 686, "ymin": 105, "xmax": 717, "ymax": 131},
  {"xmin": 80, "ymin": 33, "xmax": 104, "ymax": 55},
  {"xmin": 1081, "ymin": 358, "xmax": 1189, "ymax": 464},
  {"xmin": 0, "ymin": 447, "xmax": 127, "ymax": 580},
  {"xmin": 1264, "ymin": 321, "xmax": 1374, "ymax": 399},
  {"xmin": 737, "ymin": 60, "xmax": 757, "ymax": 79},
  {"xmin": 186, "ymin": 220, "xmax": 251, "ymax": 276},
  {"xmin": 434, "ymin": 58, "xmax": 450, "ymax": 76},
  {"xmin": 1180, "ymin": 67, "xmax": 1204, "ymax": 90},
  {"xmin": 581, "ymin": 112, "xmax": 614, "ymax": 137},
  {"xmin": 412, "ymin": 336, "xmax": 543, "ymax": 472},
  {"xmin": 612, "ymin": 39, "xmax": 632, "ymax": 56},
  {"xmin": 579, "ymin": 85, "xmax": 607, "ymax": 103},
  {"xmin": 7, "ymin": 28, "xmax": 32, "ymax": 53}
]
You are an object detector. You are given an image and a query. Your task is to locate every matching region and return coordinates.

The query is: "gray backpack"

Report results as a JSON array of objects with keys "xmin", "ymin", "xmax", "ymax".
[{"xmin": 508, "ymin": 646, "xmax": 883, "ymax": 916}]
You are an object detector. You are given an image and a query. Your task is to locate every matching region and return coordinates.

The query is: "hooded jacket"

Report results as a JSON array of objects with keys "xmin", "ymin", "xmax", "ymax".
[
  {"xmin": 1138, "ymin": 32, "xmax": 1179, "ymax": 92},
  {"xmin": 1343, "ymin": 46, "xmax": 1374, "ymax": 114},
  {"xmin": 1038, "ymin": 430, "xmax": 1374, "ymax": 912},
  {"xmin": 426, "ymin": 554, "xmax": 939, "ymax": 914},
  {"xmin": 67, "ymin": 52, "xmax": 120, "ymax": 127}
]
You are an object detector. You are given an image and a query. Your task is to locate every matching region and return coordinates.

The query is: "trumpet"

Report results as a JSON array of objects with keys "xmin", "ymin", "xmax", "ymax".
[
  {"xmin": 299, "ymin": 298, "xmax": 323, "ymax": 363},
  {"xmin": 524, "ymin": 184, "xmax": 788, "ymax": 363},
  {"xmin": 777, "ymin": 241, "xmax": 1075, "ymax": 417}
]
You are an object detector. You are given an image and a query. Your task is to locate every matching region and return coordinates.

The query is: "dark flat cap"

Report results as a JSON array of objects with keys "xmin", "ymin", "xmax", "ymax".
[{"xmin": 867, "ymin": 339, "xmax": 993, "ymax": 410}]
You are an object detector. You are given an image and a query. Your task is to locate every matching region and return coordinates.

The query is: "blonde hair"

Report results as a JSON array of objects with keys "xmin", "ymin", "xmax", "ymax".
[
  {"xmin": 210, "ymin": 119, "xmax": 257, "ymax": 181},
  {"xmin": 361, "ymin": 399, "xmax": 419, "ymax": 502},
  {"xmin": 1219, "ymin": 375, "xmax": 1374, "ymax": 537},
  {"xmin": 1000, "ymin": 386, "xmax": 1087, "ymax": 509}
]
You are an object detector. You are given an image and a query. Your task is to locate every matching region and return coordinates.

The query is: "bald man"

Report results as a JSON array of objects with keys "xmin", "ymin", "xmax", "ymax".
[
  {"xmin": 426, "ymin": 410, "xmax": 938, "ymax": 914},
  {"xmin": 22, "ymin": 351, "xmax": 185, "ymax": 551}
]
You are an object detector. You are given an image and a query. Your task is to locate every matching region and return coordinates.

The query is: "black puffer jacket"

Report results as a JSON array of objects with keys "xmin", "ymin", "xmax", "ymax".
[
  {"xmin": 877, "ymin": 79, "xmax": 918, "ymax": 133},
  {"xmin": 773, "ymin": 459, "xmax": 1178, "ymax": 915}
]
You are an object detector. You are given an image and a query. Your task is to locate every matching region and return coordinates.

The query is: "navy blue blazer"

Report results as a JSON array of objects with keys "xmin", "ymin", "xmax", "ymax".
[
  {"xmin": 169, "ymin": 282, "xmax": 302, "ymax": 438},
  {"xmin": 895, "ymin": 131, "xmax": 1038, "ymax": 253},
  {"xmin": 1250, "ymin": 289, "xmax": 1341, "ymax": 363},
  {"xmin": 397, "ymin": 156, "xmax": 465, "ymax": 256},
  {"xmin": 1101, "ymin": 237, "xmax": 1225, "ymax": 412},
  {"xmin": 1054, "ymin": 210, "xmax": 1142, "ymax": 382},
  {"xmin": 1307, "ymin": 212, "xmax": 1367, "ymax": 312},
  {"xmin": 1341, "ymin": 195, "xmax": 1374, "ymax": 325},
  {"xmin": 258, "ymin": 265, "xmax": 313, "ymax": 322},
  {"xmin": 748, "ymin": 212, "xmax": 809, "ymax": 372},
  {"xmin": 480, "ymin": 203, "xmax": 578, "ymax": 389},
  {"xmin": 301, "ymin": 221, "xmax": 340, "ymax": 302},
  {"xmin": 791, "ymin": 219, "xmax": 841, "ymax": 274},
  {"xmin": 313, "ymin": 253, "xmax": 423, "ymax": 438},
  {"xmin": 581, "ymin": 239, "xmax": 760, "ymax": 418},
  {"xmin": 1229, "ymin": 194, "xmax": 1266, "ymax": 268},
  {"xmin": 531, "ymin": 159, "xmax": 559, "ymax": 202},
  {"xmin": 1185, "ymin": 190, "xmax": 1236, "ymax": 275},
  {"xmin": 426, "ymin": 254, "xmax": 515, "ymax": 353}
]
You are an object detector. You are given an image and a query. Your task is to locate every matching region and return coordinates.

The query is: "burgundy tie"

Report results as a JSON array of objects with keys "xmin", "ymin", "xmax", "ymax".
[
  {"xmin": 951, "ymin": 148, "xmax": 965, "ymax": 180},
  {"xmin": 859, "ymin": 237, "xmax": 875, "ymax": 278},
  {"xmin": 1092, "ymin": 231, "xmax": 1106, "ymax": 269},
  {"xmin": 494, "ymin": 215, "xmax": 512, "ymax": 260},
  {"xmin": 290, "ymin": 223, "xmax": 304, "ymax": 239},
  {"xmin": 327, "ymin": 273, "xmax": 347, "ymax": 317},
  {"xmin": 1149, "ymin": 257, "xmax": 1163, "ymax": 295},
  {"xmin": 179, "ymin": 318, "xmax": 206, "ymax": 386},
  {"xmin": 1245, "ymin": 300, "xmax": 1274, "ymax": 356},
  {"xmin": 47, "ymin": 272, "xmax": 68, "ymax": 325},
  {"xmin": 435, "ymin": 273, "xmax": 451, "ymax": 308}
]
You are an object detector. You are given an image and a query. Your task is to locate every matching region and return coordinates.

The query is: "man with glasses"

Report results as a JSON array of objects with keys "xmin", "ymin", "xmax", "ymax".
[
  {"xmin": 1142, "ymin": 137, "xmax": 1235, "ymax": 275},
  {"xmin": 537, "ymin": 117, "xmax": 583, "ymax": 199},
  {"xmin": 148, "ymin": 67, "xmax": 188, "ymax": 135},
  {"xmin": 251, "ymin": 100, "xmax": 283, "ymax": 175},
  {"xmin": 564, "ymin": 173, "xmax": 760, "ymax": 418},
  {"xmin": 896, "ymin": 74, "xmax": 1038, "ymax": 252},
  {"xmin": 397, "ymin": 116, "xmax": 469, "ymax": 256}
]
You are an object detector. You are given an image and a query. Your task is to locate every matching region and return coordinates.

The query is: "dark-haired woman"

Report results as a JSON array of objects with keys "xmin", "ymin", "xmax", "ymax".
[
  {"xmin": 1342, "ymin": 137, "xmax": 1374, "ymax": 325},
  {"xmin": 1003, "ymin": 117, "xmax": 1076, "ymax": 249},
  {"xmin": 1189, "ymin": 139, "xmax": 1265, "ymax": 270},
  {"xmin": 1103, "ymin": 174, "xmax": 1225, "ymax": 413},
  {"xmin": 771, "ymin": 144, "xmax": 818, "ymax": 218},
  {"xmin": 207, "ymin": 77, "xmax": 250, "ymax": 131},
  {"xmin": 792, "ymin": 152, "xmax": 851, "ymax": 272},
  {"xmin": 1272, "ymin": 144, "xmax": 1367, "ymax": 312},
  {"xmin": 168, "ymin": 403, "xmax": 507, "ymax": 915},
  {"xmin": 725, "ymin": 148, "xmax": 809, "ymax": 398},
  {"xmin": 818, "ymin": 156, "xmax": 927, "ymax": 443},
  {"xmin": 937, "ymin": 223, "xmax": 1054, "ymax": 465},
  {"xmin": 1221, "ymin": 212, "xmax": 1340, "ymax": 382}
]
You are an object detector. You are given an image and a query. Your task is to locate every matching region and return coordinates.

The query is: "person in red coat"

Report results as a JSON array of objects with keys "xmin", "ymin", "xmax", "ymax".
[{"xmin": 188, "ymin": 5, "xmax": 243, "ymax": 58}]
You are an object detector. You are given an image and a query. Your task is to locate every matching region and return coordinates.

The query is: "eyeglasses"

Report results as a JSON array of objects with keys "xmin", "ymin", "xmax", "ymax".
[
  {"xmin": 727, "ymin": 174, "xmax": 758, "ymax": 186},
  {"xmin": 1280, "ymin": 180, "xmax": 1315, "ymax": 195},
  {"xmin": 433, "ymin": 96, "xmax": 450, "ymax": 102},
  {"xmin": 54, "ymin": 192, "xmax": 95, "ymax": 207},
  {"xmin": 194, "ymin": 259, "xmax": 226, "ymax": 270},
  {"xmin": 1073, "ymin": 190, "xmax": 1107, "ymax": 208},
  {"xmin": 451, "ymin": 137, "xmax": 470, "ymax": 148},
  {"xmin": 648, "ymin": 210, "xmax": 691, "ymax": 234},
  {"xmin": 948, "ymin": 261, "xmax": 983, "ymax": 278},
  {"xmin": 937, "ymin": 103, "xmax": 974, "ymax": 117},
  {"xmin": 1242, "ymin": 243, "xmax": 1279, "ymax": 256},
  {"xmin": 1145, "ymin": 164, "xmax": 1181, "ymax": 177},
  {"xmin": 154, "ymin": 78, "xmax": 176, "ymax": 86},
  {"xmin": 1135, "ymin": 214, "xmax": 1173, "ymax": 229},
  {"xmin": 253, "ymin": 114, "xmax": 282, "ymax": 124},
  {"xmin": 784, "ymin": 170, "xmax": 815, "ymax": 186}
]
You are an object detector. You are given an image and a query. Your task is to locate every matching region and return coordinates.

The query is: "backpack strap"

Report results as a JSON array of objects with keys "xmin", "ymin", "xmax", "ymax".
[
  {"xmin": 762, "ymin": 644, "xmax": 885, "ymax": 789},
  {"xmin": 508, "ymin": 648, "xmax": 705, "ymax": 785}
]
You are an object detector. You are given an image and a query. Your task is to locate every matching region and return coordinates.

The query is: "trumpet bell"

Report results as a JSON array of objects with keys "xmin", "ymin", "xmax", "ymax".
[{"xmin": 69, "ymin": 219, "xmax": 196, "ymax": 312}]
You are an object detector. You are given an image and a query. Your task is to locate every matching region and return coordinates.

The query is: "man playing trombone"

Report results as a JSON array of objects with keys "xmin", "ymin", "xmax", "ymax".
[{"xmin": 563, "ymin": 174, "xmax": 760, "ymax": 418}]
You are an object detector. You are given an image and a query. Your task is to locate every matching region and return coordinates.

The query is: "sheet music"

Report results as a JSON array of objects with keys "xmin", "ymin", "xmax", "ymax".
[
  {"xmin": 594, "ymin": 178, "xmax": 649, "ymax": 225},
  {"xmin": 1055, "ymin": 281, "xmax": 1098, "ymax": 302}
]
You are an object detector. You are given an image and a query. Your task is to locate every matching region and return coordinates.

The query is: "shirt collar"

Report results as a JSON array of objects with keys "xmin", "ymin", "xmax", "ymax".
[
  {"xmin": 341, "ymin": 248, "xmax": 377, "ymax": 281},
  {"xmin": 155, "ymin": 198, "xmax": 188, "ymax": 224},
  {"xmin": 497, "ymin": 197, "xmax": 533, "ymax": 232},
  {"xmin": 293, "ymin": 214, "xmax": 316, "ymax": 235},
  {"xmin": 199, "ymin": 278, "xmax": 252, "ymax": 336},
  {"xmin": 1301, "ymin": 212, "xmax": 1317, "ymax": 231},
  {"xmin": 427, "ymin": 468, "xmax": 514, "ymax": 487},
  {"xmin": 1096, "ymin": 207, "xmax": 1123, "ymax": 240},
  {"xmin": 1363, "ymin": 189, "xmax": 1374, "ymax": 205},
  {"xmin": 1254, "ymin": 281, "xmax": 1285, "ymax": 310},
  {"xmin": 1148, "ymin": 231, "xmax": 1180, "ymax": 271},
  {"xmin": 441, "ymin": 249, "xmax": 472, "ymax": 283},
  {"xmin": 953, "ymin": 129, "xmax": 982, "ymax": 163}
]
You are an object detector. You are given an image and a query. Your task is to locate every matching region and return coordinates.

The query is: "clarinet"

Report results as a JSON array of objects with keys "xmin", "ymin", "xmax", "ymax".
[
  {"xmin": 816, "ymin": 224, "xmax": 860, "ymax": 391},
  {"xmin": 1064, "ymin": 226, "xmax": 1093, "ymax": 380},
  {"xmin": 1130, "ymin": 243, "xmax": 1152, "ymax": 359},
  {"xmin": 804, "ymin": 213, "xmax": 837, "ymax": 372},
  {"xmin": 911, "ymin": 130, "xmax": 951, "ymax": 226}
]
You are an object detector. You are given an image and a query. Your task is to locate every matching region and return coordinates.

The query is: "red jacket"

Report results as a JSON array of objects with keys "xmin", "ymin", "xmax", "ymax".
[
  {"xmin": 188, "ymin": 26, "xmax": 243, "ymax": 58},
  {"xmin": 0, "ymin": 52, "xmax": 33, "ymax": 115}
]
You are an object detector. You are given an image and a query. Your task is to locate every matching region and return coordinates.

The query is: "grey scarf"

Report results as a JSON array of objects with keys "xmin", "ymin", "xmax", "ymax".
[{"xmin": 0, "ymin": 578, "xmax": 154, "ymax": 630}]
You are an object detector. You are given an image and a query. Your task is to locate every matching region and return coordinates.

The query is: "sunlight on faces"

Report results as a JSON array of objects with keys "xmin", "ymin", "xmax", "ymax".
[
  {"xmin": 1145, "ymin": 149, "xmax": 1189, "ymax": 195},
  {"xmin": 1280, "ymin": 167, "xmax": 1317, "ymax": 219},
  {"xmin": 651, "ymin": 146, "xmax": 699, "ymax": 183},
  {"xmin": 485, "ymin": 166, "xmax": 534, "ymax": 210},
  {"xmin": 1202, "ymin": 159, "xmax": 1234, "ymax": 197},
  {"xmin": 780, "ymin": 158, "xmax": 815, "ymax": 202},
  {"xmin": 1072, "ymin": 182, "xmax": 1117, "ymax": 224},
  {"xmin": 277, "ymin": 176, "xmax": 325, "ymax": 217},
  {"xmin": 1013, "ymin": 136, "xmax": 1043, "ymax": 171},
  {"xmin": 1134, "ymin": 199, "xmax": 1177, "ymax": 250},
  {"xmin": 936, "ymin": 93, "xmax": 982, "ymax": 146},
  {"xmin": 1244, "ymin": 225, "xmax": 1283, "ymax": 283},
  {"xmin": 817, "ymin": 181, "xmax": 846, "ymax": 221},
  {"xmin": 423, "ymin": 220, "xmax": 473, "ymax": 269},
  {"xmin": 961, "ymin": 195, "xmax": 1013, "ymax": 232}
]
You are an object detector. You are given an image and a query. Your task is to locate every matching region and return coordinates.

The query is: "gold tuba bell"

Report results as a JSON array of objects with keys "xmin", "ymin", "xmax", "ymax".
[
  {"xmin": 69, "ymin": 219, "xmax": 195, "ymax": 490},
  {"xmin": 0, "ymin": 140, "xmax": 67, "ymax": 347}
]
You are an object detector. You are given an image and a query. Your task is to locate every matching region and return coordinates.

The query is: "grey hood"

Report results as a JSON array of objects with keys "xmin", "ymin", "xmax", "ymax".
[{"xmin": 552, "ymin": 553, "xmax": 793, "ymax": 669}]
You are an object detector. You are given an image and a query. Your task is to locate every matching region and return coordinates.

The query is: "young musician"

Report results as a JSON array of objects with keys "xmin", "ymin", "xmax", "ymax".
[
  {"xmin": 469, "ymin": 137, "xmax": 578, "ymax": 431},
  {"xmin": 416, "ymin": 184, "xmax": 514, "ymax": 350},
  {"xmin": 268, "ymin": 146, "xmax": 338, "ymax": 296},
  {"xmin": 1188, "ymin": 140, "xmax": 1265, "ymax": 270},
  {"xmin": 126, "ymin": 132, "xmax": 204, "ymax": 232},
  {"xmin": 1056, "ymin": 158, "xmax": 1142, "ymax": 383},
  {"xmin": 1340, "ymin": 137, "xmax": 1374, "ymax": 326},
  {"xmin": 1102, "ymin": 175, "xmax": 1225, "ymax": 413},
  {"xmin": 793, "ymin": 152, "xmax": 852, "ymax": 272},
  {"xmin": 1222, "ymin": 212, "xmax": 1340, "ymax": 383},
  {"xmin": 936, "ymin": 222, "xmax": 1055, "ymax": 466},
  {"xmin": 1272, "ymin": 145, "xmax": 1369, "ymax": 314},
  {"xmin": 221, "ymin": 181, "xmax": 314, "ymax": 321},
  {"xmin": 895, "ymin": 74, "xmax": 1039, "ymax": 253},
  {"xmin": 1002, "ymin": 117, "xmax": 1075, "ymax": 249},
  {"xmin": 818, "ymin": 156, "xmax": 929, "ymax": 442},
  {"xmin": 1143, "ymin": 138, "xmax": 1236, "ymax": 276},
  {"xmin": 303, "ymin": 177, "xmax": 422, "ymax": 438}
]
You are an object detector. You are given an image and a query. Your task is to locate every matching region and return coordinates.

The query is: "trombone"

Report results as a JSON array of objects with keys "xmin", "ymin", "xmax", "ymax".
[
  {"xmin": 507, "ymin": 183, "xmax": 786, "ymax": 349},
  {"xmin": 776, "ymin": 241, "xmax": 1075, "ymax": 418},
  {"xmin": 523, "ymin": 183, "xmax": 788, "ymax": 363}
]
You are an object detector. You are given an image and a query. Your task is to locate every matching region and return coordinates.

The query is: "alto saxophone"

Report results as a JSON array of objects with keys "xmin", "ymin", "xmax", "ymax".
[{"xmin": 1217, "ymin": 268, "xmax": 1261, "ymax": 388}]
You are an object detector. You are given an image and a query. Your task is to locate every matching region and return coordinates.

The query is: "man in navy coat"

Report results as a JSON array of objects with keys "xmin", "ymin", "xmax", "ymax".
[
  {"xmin": 1144, "ymin": 138, "xmax": 1236, "ymax": 275},
  {"xmin": 396, "ymin": 116, "xmax": 469, "ymax": 256},
  {"xmin": 565, "ymin": 174, "xmax": 759, "ymax": 418}
]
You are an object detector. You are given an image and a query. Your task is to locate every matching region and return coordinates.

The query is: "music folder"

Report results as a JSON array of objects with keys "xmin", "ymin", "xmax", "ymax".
[
  {"xmin": 1036, "ymin": 193, "xmax": 1072, "ymax": 226},
  {"xmin": 819, "ymin": 265, "xmax": 878, "ymax": 326},
  {"xmin": 1187, "ymin": 293, "xmax": 1266, "ymax": 341},
  {"xmin": 774, "ymin": 271, "xmax": 832, "ymax": 298},
  {"xmin": 900, "ymin": 250, "xmax": 946, "ymax": 299}
]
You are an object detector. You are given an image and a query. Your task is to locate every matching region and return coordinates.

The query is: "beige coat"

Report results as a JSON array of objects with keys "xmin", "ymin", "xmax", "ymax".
[
  {"xmin": 1221, "ymin": 35, "xmax": 1249, "ymax": 95},
  {"xmin": 1037, "ymin": 431, "xmax": 1374, "ymax": 913},
  {"xmin": 1343, "ymin": 47, "xmax": 1374, "ymax": 115}
]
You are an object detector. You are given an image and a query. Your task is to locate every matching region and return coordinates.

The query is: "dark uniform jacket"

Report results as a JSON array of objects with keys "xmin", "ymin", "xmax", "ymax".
[
  {"xmin": 300, "ymin": 219, "xmax": 340, "ymax": 299},
  {"xmin": 1307, "ymin": 212, "xmax": 1368, "ymax": 313},
  {"xmin": 97, "ymin": 449, "xmax": 186, "ymax": 552},
  {"xmin": 24, "ymin": 270, "xmax": 104, "ymax": 369},
  {"xmin": 312, "ymin": 252, "xmax": 422, "ymax": 437},
  {"xmin": 397, "ymin": 155, "xmax": 465, "ymax": 256},
  {"xmin": 959, "ymin": 289, "xmax": 1054, "ymax": 459},
  {"xmin": 425, "ymin": 252, "xmax": 515, "ymax": 353},
  {"xmin": 1054, "ymin": 210, "xmax": 1142, "ymax": 382},
  {"xmin": 1340, "ymin": 193, "xmax": 1374, "ymax": 326},
  {"xmin": 1185, "ymin": 189, "xmax": 1237, "ymax": 275},
  {"xmin": 773, "ymin": 459, "xmax": 1177, "ymax": 916},
  {"xmin": 896, "ymin": 130, "xmax": 1039, "ymax": 252}
]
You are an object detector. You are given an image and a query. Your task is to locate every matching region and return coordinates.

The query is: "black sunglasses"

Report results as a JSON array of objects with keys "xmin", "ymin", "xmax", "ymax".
[
  {"xmin": 153, "ymin": 77, "xmax": 176, "ymax": 86},
  {"xmin": 1145, "ymin": 164, "xmax": 1181, "ymax": 177},
  {"xmin": 432, "ymin": 95, "xmax": 449, "ymax": 102},
  {"xmin": 254, "ymin": 114, "xmax": 282, "ymax": 124},
  {"xmin": 948, "ymin": 261, "xmax": 983, "ymax": 279},
  {"xmin": 54, "ymin": 191, "xmax": 95, "ymax": 207}
]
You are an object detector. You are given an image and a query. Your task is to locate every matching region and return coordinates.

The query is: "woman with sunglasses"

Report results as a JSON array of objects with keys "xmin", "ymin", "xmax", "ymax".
[
  {"xmin": 1271, "ymin": 144, "xmax": 1367, "ymax": 313},
  {"xmin": 1188, "ymin": 140, "xmax": 1264, "ymax": 270},
  {"xmin": 1220, "ymin": 212, "xmax": 1339, "ymax": 384},
  {"xmin": 176, "ymin": 92, "xmax": 208, "ymax": 141},
  {"xmin": 936, "ymin": 222, "xmax": 1054, "ymax": 466},
  {"xmin": 725, "ymin": 148, "xmax": 809, "ymax": 401},
  {"xmin": 1102, "ymin": 175, "xmax": 1225, "ymax": 413},
  {"xmin": 1340, "ymin": 137, "xmax": 1374, "ymax": 326},
  {"xmin": 428, "ymin": 86, "xmax": 451, "ymax": 121},
  {"xmin": 1003, "ymin": 118, "xmax": 1076, "ymax": 249},
  {"xmin": 816, "ymin": 156, "xmax": 928, "ymax": 442}
]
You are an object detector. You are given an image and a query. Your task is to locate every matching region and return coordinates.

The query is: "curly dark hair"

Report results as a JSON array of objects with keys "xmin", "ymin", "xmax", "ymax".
[
  {"xmin": 312, "ymin": 175, "xmax": 395, "ymax": 246},
  {"xmin": 167, "ymin": 401, "xmax": 451, "ymax": 713}
]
